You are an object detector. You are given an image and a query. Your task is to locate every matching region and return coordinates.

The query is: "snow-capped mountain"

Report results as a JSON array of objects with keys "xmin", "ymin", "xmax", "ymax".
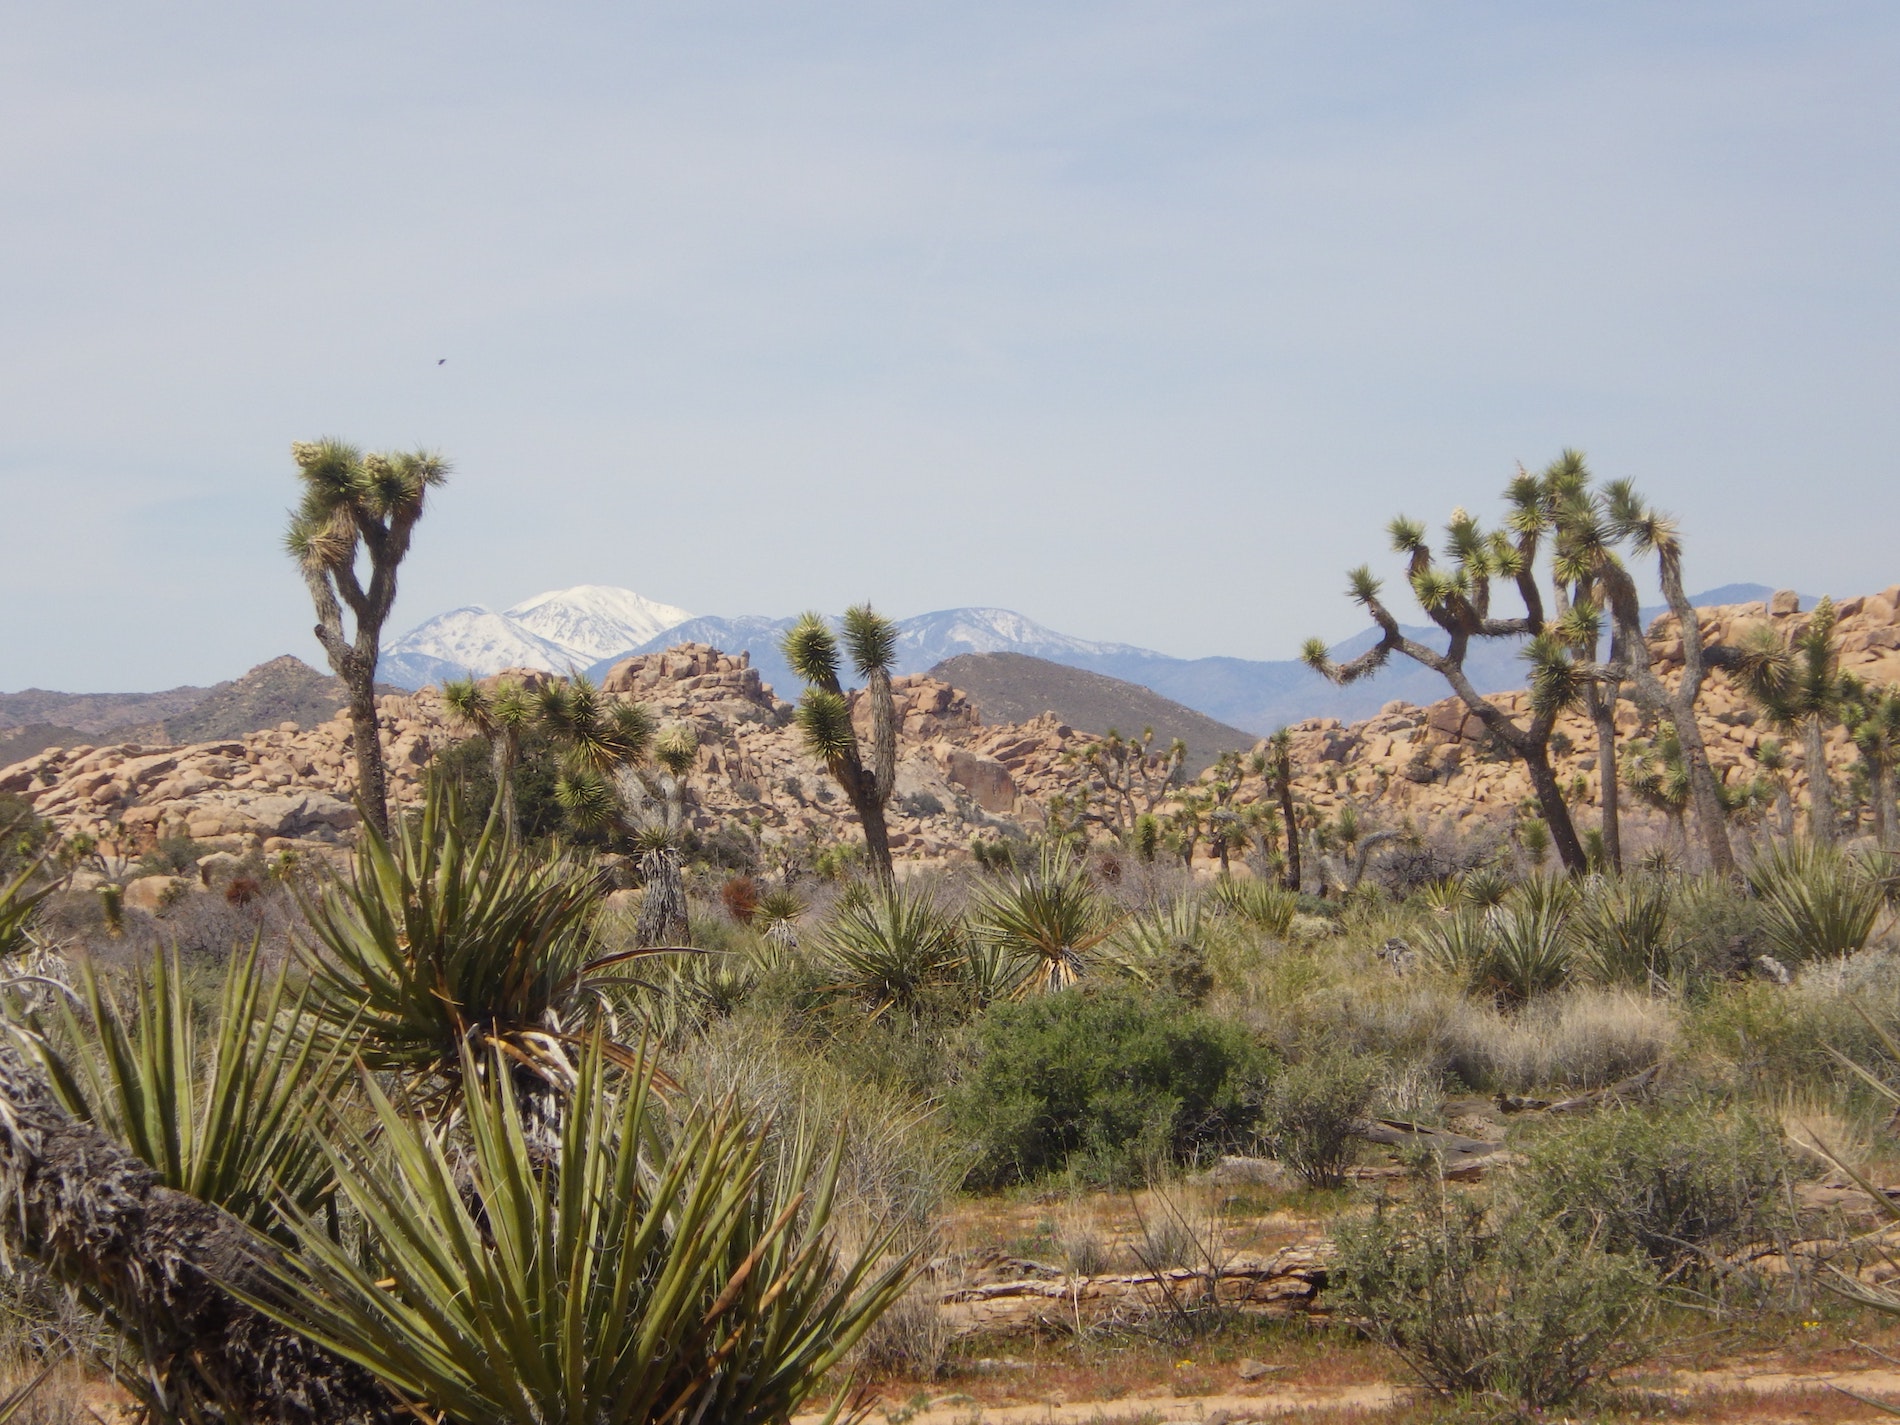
[
  {"xmin": 892, "ymin": 608, "xmax": 1150, "ymax": 669},
  {"xmin": 380, "ymin": 586, "xmax": 694, "ymax": 688},
  {"xmin": 380, "ymin": 607, "xmax": 583, "ymax": 689},
  {"xmin": 505, "ymin": 586, "xmax": 692, "ymax": 663}
]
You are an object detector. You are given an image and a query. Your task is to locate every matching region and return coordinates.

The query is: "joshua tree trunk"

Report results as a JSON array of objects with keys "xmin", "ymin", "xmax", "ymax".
[
  {"xmin": 1586, "ymin": 687, "xmax": 1623, "ymax": 873},
  {"xmin": 492, "ymin": 727, "xmax": 520, "ymax": 839},
  {"xmin": 0, "ymin": 1057, "xmax": 396, "ymax": 1424},
  {"xmin": 1802, "ymin": 715, "xmax": 1838, "ymax": 845},
  {"xmin": 346, "ymin": 687, "xmax": 389, "ymax": 835},
  {"xmin": 1276, "ymin": 777, "xmax": 1300, "ymax": 892},
  {"xmin": 1638, "ymin": 553, "xmax": 1736, "ymax": 875},
  {"xmin": 1776, "ymin": 783, "xmax": 1795, "ymax": 842},
  {"xmin": 1521, "ymin": 744, "xmax": 1588, "ymax": 874},
  {"xmin": 635, "ymin": 847, "xmax": 688, "ymax": 947}
]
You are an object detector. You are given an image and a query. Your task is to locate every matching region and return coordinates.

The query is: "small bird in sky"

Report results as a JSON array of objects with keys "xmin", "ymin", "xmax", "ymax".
[{"xmin": 437, "ymin": 358, "xmax": 446, "ymax": 365}]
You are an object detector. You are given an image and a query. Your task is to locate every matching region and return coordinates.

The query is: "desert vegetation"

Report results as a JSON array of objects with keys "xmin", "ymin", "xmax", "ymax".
[{"xmin": 4, "ymin": 447, "xmax": 1900, "ymax": 1422}]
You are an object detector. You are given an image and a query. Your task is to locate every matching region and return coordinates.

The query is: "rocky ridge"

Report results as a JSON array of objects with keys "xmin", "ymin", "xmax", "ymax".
[
  {"xmin": 7, "ymin": 587, "xmax": 1896, "ymax": 875},
  {"xmin": 0, "ymin": 644, "xmax": 1102, "ymax": 864}
]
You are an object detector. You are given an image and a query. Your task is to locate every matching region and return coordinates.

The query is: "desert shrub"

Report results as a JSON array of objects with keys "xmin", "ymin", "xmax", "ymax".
[
  {"xmin": 1671, "ymin": 875, "xmax": 1776, "ymax": 982},
  {"xmin": 137, "ymin": 833, "xmax": 206, "ymax": 877},
  {"xmin": 423, "ymin": 727, "xmax": 567, "ymax": 842},
  {"xmin": 1109, "ymin": 897, "xmax": 1229, "ymax": 1002},
  {"xmin": 950, "ymin": 987, "xmax": 1271, "ymax": 1187},
  {"xmin": 1746, "ymin": 841, "xmax": 1884, "ymax": 965},
  {"xmin": 720, "ymin": 873, "xmax": 761, "ymax": 922},
  {"xmin": 0, "ymin": 794, "xmax": 50, "ymax": 875},
  {"xmin": 1516, "ymin": 1103, "xmax": 1796, "ymax": 1278},
  {"xmin": 1260, "ymin": 1047, "xmax": 1381, "ymax": 1188},
  {"xmin": 1334, "ymin": 1189, "xmax": 1655, "ymax": 1410},
  {"xmin": 900, "ymin": 790, "xmax": 944, "ymax": 819}
]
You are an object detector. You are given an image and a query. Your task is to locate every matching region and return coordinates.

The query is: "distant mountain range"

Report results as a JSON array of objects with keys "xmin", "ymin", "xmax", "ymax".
[
  {"xmin": 930, "ymin": 652, "xmax": 1258, "ymax": 773},
  {"xmin": 377, "ymin": 582, "xmax": 1799, "ymax": 737},
  {"xmin": 0, "ymin": 657, "xmax": 388, "ymax": 765}
]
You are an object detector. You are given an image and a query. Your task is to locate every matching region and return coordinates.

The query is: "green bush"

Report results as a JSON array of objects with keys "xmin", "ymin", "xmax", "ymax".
[
  {"xmin": 1334, "ymin": 1189, "xmax": 1655, "ymax": 1410},
  {"xmin": 1260, "ymin": 1049, "xmax": 1381, "ymax": 1188},
  {"xmin": 949, "ymin": 987, "xmax": 1271, "ymax": 1187},
  {"xmin": 1515, "ymin": 1103, "xmax": 1796, "ymax": 1278}
]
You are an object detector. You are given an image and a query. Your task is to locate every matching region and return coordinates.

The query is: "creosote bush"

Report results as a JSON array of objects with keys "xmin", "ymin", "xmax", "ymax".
[
  {"xmin": 1515, "ymin": 1102, "xmax": 1797, "ymax": 1278},
  {"xmin": 1333, "ymin": 1185, "xmax": 1656, "ymax": 1411},
  {"xmin": 949, "ymin": 986, "xmax": 1271, "ymax": 1188},
  {"xmin": 1260, "ymin": 1047, "xmax": 1381, "ymax": 1188}
]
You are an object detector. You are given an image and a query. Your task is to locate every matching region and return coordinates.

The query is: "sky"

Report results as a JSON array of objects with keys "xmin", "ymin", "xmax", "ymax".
[{"xmin": 2, "ymin": 2, "xmax": 1896, "ymax": 691}]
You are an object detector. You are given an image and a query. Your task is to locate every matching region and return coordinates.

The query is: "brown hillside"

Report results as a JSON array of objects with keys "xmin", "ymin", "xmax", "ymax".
[{"xmin": 930, "ymin": 651, "xmax": 1256, "ymax": 773}]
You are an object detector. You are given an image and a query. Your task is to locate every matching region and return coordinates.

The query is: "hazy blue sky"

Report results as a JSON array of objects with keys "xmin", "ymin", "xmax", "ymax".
[{"xmin": 3, "ymin": 3, "xmax": 1895, "ymax": 690}]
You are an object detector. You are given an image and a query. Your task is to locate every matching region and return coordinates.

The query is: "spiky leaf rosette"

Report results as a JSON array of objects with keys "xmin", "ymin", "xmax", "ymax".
[
  {"xmin": 1346, "ymin": 566, "xmax": 1382, "ymax": 606},
  {"xmin": 820, "ymin": 882, "xmax": 964, "ymax": 1017},
  {"xmin": 795, "ymin": 689, "xmax": 856, "ymax": 769},
  {"xmin": 235, "ymin": 1041, "xmax": 917, "ymax": 1425},
  {"xmin": 1388, "ymin": 515, "xmax": 1427, "ymax": 554},
  {"xmin": 294, "ymin": 783, "xmax": 660, "ymax": 1099},
  {"xmin": 1525, "ymin": 633, "xmax": 1585, "ymax": 717},
  {"xmin": 781, "ymin": 613, "xmax": 841, "ymax": 688},
  {"xmin": 1300, "ymin": 638, "xmax": 1336, "ymax": 676},
  {"xmin": 555, "ymin": 763, "xmax": 620, "ymax": 831},
  {"xmin": 841, "ymin": 602, "xmax": 898, "ymax": 677},
  {"xmin": 655, "ymin": 724, "xmax": 699, "ymax": 778}
]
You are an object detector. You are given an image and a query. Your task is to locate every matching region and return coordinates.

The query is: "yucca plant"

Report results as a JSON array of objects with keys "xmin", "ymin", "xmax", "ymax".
[
  {"xmin": 1745, "ymin": 840, "xmax": 1882, "ymax": 964},
  {"xmin": 1574, "ymin": 875, "xmax": 1677, "ymax": 988},
  {"xmin": 237, "ymin": 1042, "xmax": 916, "ymax": 1425},
  {"xmin": 970, "ymin": 845, "xmax": 1121, "ymax": 995},
  {"xmin": 0, "ymin": 857, "xmax": 54, "ymax": 960},
  {"xmin": 1207, "ymin": 876, "xmax": 1298, "ymax": 936},
  {"xmin": 296, "ymin": 785, "xmax": 667, "ymax": 1106},
  {"xmin": 820, "ymin": 883, "xmax": 964, "ymax": 1018},
  {"xmin": 1419, "ymin": 879, "xmax": 1575, "ymax": 1005},
  {"xmin": 13, "ymin": 946, "xmax": 343, "ymax": 1239}
]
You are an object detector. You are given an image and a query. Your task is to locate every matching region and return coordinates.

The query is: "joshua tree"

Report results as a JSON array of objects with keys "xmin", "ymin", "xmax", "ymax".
[
  {"xmin": 1734, "ymin": 598, "xmax": 1851, "ymax": 845},
  {"xmin": 1750, "ymin": 737, "xmax": 1797, "ymax": 842},
  {"xmin": 1621, "ymin": 723, "xmax": 1693, "ymax": 866},
  {"xmin": 1262, "ymin": 730, "xmax": 1302, "ymax": 891},
  {"xmin": 1845, "ymin": 679, "xmax": 1900, "ymax": 849},
  {"xmin": 441, "ymin": 676, "xmax": 536, "ymax": 838},
  {"xmin": 284, "ymin": 439, "xmax": 448, "ymax": 835},
  {"xmin": 1078, "ymin": 729, "xmax": 1186, "ymax": 837},
  {"xmin": 781, "ymin": 606, "xmax": 900, "ymax": 884},
  {"xmin": 1561, "ymin": 477, "xmax": 1738, "ymax": 873},
  {"xmin": 628, "ymin": 725, "xmax": 699, "ymax": 948},
  {"xmin": 1303, "ymin": 486, "xmax": 1592, "ymax": 873}
]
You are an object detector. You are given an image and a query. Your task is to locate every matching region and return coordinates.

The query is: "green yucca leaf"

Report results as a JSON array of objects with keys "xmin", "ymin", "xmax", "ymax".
[
  {"xmin": 0, "ymin": 857, "xmax": 55, "ymax": 958},
  {"xmin": 232, "ymin": 1041, "xmax": 917, "ymax": 1425},
  {"xmin": 1346, "ymin": 565, "xmax": 1381, "ymax": 605},
  {"xmin": 1300, "ymin": 638, "xmax": 1335, "ymax": 675},
  {"xmin": 781, "ymin": 614, "xmax": 841, "ymax": 689},
  {"xmin": 841, "ymin": 603, "xmax": 899, "ymax": 677},
  {"xmin": 15, "ymin": 944, "xmax": 345, "ymax": 1238}
]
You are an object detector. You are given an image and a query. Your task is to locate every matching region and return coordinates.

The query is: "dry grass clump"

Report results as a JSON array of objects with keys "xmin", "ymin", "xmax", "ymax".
[
  {"xmin": 675, "ymin": 1015, "xmax": 961, "ymax": 1253},
  {"xmin": 1440, "ymin": 987, "xmax": 1677, "ymax": 1093}
]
